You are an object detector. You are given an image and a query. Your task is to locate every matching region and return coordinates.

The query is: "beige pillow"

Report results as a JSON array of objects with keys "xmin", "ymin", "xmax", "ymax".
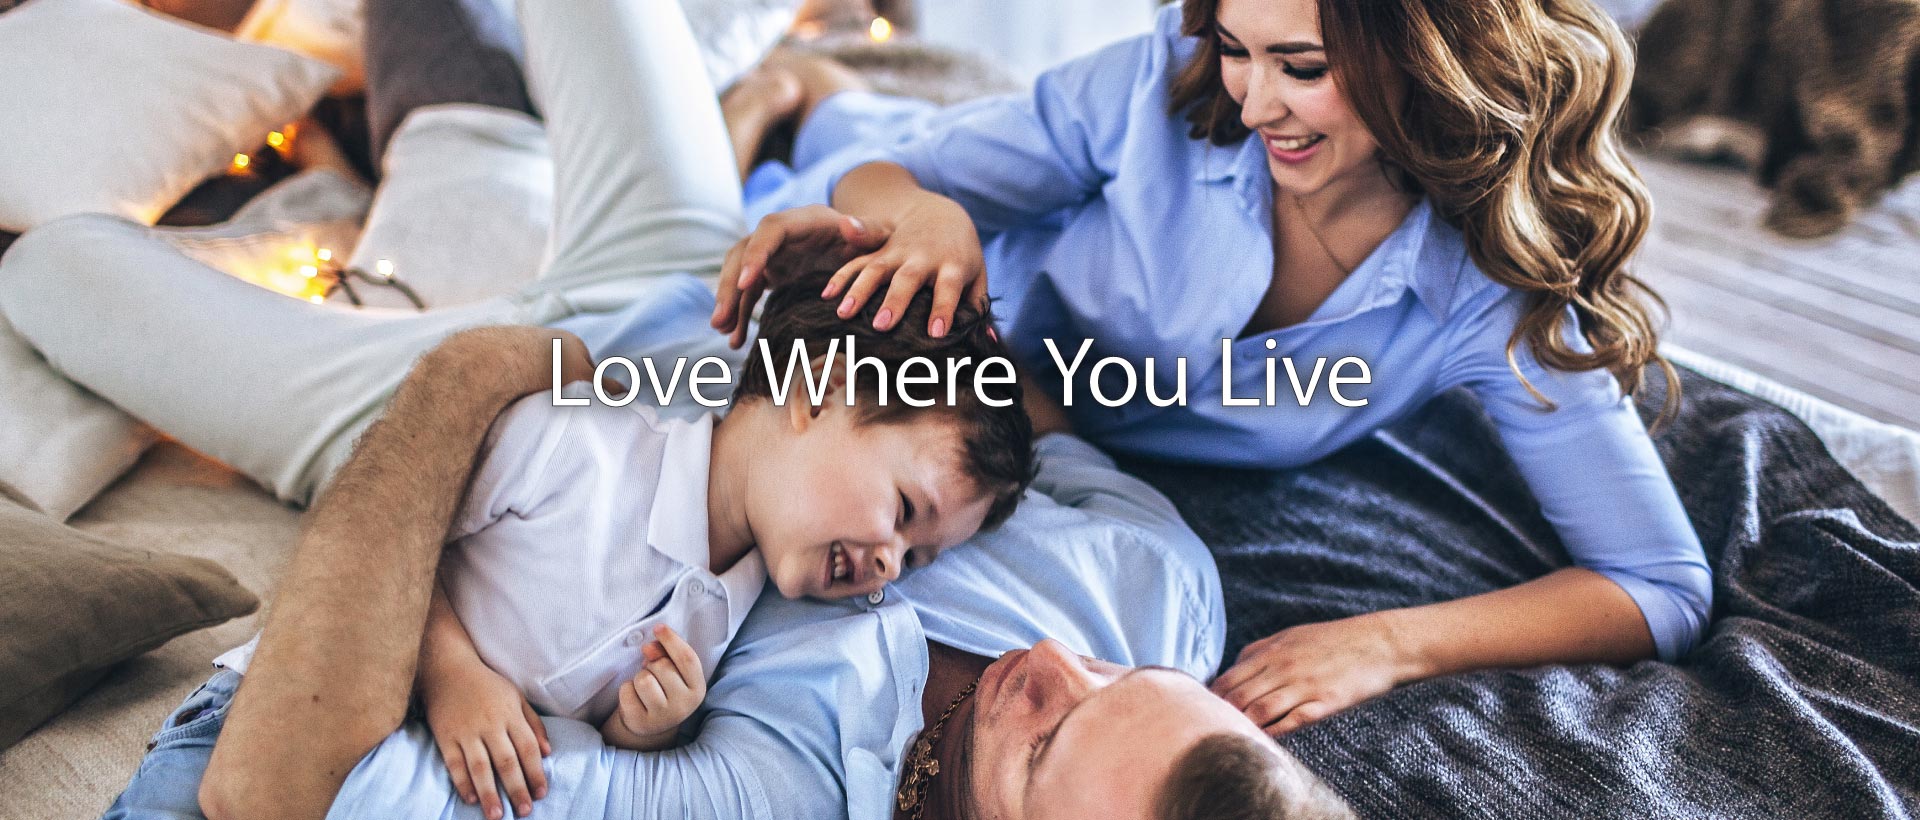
[{"xmin": 0, "ymin": 497, "xmax": 258, "ymax": 751}]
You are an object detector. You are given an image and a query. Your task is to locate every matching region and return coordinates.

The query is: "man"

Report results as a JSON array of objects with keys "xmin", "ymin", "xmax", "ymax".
[
  {"xmin": 167, "ymin": 325, "xmax": 1348, "ymax": 820},
  {"xmin": 0, "ymin": 0, "xmax": 1351, "ymax": 815}
]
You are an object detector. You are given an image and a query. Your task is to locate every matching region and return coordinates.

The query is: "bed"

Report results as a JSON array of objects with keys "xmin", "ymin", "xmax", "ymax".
[{"xmin": 2, "ymin": 2, "xmax": 1918, "ymax": 818}]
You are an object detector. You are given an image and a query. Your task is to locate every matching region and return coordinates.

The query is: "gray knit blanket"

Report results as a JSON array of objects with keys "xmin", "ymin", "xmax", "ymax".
[{"xmin": 1129, "ymin": 368, "xmax": 1920, "ymax": 818}]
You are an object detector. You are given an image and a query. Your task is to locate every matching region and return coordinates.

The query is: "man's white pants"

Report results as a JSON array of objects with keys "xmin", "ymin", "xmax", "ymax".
[{"xmin": 0, "ymin": 0, "xmax": 744, "ymax": 506}]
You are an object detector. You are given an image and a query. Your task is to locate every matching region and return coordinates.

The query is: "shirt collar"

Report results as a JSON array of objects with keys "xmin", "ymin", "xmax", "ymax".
[
  {"xmin": 1311, "ymin": 198, "xmax": 1466, "ymax": 324},
  {"xmin": 1401, "ymin": 199, "xmax": 1471, "ymax": 322},
  {"xmin": 1199, "ymin": 139, "xmax": 1470, "ymax": 323},
  {"xmin": 647, "ymin": 412, "xmax": 768, "ymax": 640},
  {"xmin": 647, "ymin": 412, "xmax": 719, "ymax": 571},
  {"xmin": 1193, "ymin": 133, "xmax": 1267, "ymax": 186}
]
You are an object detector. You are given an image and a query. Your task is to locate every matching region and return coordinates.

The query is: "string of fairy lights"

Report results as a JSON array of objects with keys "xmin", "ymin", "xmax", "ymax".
[
  {"xmin": 225, "ymin": 123, "xmax": 424, "ymax": 311},
  {"xmin": 217, "ymin": 12, "xmax": 897, "ymax": 311}
]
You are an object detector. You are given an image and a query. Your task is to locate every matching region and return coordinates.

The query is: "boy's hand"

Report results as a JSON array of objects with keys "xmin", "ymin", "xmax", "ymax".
[
  {"xmin": 421, "ymin": 657, "xmax": 551, "ymax": 820},
  {"xmin": 603, "ymin": 625, "xmax": 708, "ymax": 750}
]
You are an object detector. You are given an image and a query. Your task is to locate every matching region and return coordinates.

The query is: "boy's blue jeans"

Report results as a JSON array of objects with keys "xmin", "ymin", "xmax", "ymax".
[{"xmin": 102, "ymin": 670, "xmax": 240, "ymax": 820}]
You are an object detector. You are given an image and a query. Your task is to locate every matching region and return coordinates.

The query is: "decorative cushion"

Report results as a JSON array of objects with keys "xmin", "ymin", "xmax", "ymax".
[
  {"xmin": 0, "ymin": 495, "xmax": 258, "ymax": 752},
  {"xmin": 342, "ymin": 106, "xmax": 552, "ymax": 311},
  {"xmin": 683, "ymin": 0, "xmax": 807, "ymax": 91},
  {"xmin": 0, "ymin": 0, "xmax": 339, "ymax": 233},
  {"xmin": 0, "ymin": 169, "xmax": 370, "ymax": 522},
  {"xmin": 0, "ymin": 319, "xmax": 158, "ymax": 523},
  {"xmin": 236, "ymin": 0, "xmax": 368, "ymax": 92}
]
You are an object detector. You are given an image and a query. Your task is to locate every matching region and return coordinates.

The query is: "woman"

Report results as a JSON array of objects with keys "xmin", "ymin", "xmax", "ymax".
[{"xmin": 712, "ymin": 0, "xmax": 1713, "ymax": 736}]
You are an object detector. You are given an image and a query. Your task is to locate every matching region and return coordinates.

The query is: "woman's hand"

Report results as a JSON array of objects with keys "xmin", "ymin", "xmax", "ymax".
[
  {"xmin": 819, "ymin": 189, "xmax": 986, "ymax": 338},
  {"xmin": 710, "ymin": 205, "xmax": 891, "ymax": 348},
  {"xmin": 1209, "ymin": 614, "xmax": 1419, "ymax": 736},
  {"xmin": 419, "ymin": 655, "xmax": 551, "ymax": 820}
]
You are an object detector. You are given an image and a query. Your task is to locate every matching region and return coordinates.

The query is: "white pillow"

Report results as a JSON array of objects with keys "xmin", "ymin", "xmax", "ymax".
[
  {"xmin": 0, "ymin": 170, "xmax": 370, "ymax": 521},
  {"xmin": 0, "ymin": 316, "xmax": 158, "ymax": 523},
  {"xmin": 0, "ymin": 0, "xmax": 339, "ymax": 233},
  {"xmin": 235, "ymin": 0, "xmax": 366, "ymax": 93},
  {"xmin": 161, "ymin": 168, "xmax": 373, "ymax": 289},
  {"xmin": 341, "ymin": 105, "xmax": 552, "ymax": 311},
  {"xmin": 683, "ymin": 0, "xmax": 806, "ymax": 91}
]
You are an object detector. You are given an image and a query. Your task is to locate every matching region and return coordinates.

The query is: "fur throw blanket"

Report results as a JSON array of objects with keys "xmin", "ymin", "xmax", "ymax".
[{"xmin": 1628, "ymin": 0, "xmax": 1920, "ymax": 237}]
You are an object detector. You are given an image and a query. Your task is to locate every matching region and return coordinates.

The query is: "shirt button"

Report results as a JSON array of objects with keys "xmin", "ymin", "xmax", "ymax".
[
  {"xmin": 689, "ymin": 579, "xmax": 707, "ymax": 595},
  {"xmin": 867, "ymin": 590, "xmax": 885, "ymax": 606}
]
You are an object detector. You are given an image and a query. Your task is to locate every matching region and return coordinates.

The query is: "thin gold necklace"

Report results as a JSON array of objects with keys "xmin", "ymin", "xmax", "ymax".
[
  {"xmin": 1287, "ymin": 193, "xmax": 1355, "ymax": 276},
  {"xmin": 896, "ymin": 678, "xmax": 977, "ymax": 819}
]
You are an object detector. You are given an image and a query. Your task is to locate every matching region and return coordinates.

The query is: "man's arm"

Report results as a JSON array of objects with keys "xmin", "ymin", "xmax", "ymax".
[{"xmin": 199, "ymin": 327, "xmax": 595, "ymax": 820}]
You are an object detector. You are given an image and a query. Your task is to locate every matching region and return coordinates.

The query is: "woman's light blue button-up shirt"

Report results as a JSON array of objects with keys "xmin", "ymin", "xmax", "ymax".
[{"xmin": 747, "ymin": 5, "xmax": 1710, "ymax": 660}]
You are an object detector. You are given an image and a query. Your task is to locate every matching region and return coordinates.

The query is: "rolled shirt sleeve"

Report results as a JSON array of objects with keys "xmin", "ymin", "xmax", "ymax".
[{"xmin": 1441, "ymin": 286, "xmax": 1714, "ymax": 661}]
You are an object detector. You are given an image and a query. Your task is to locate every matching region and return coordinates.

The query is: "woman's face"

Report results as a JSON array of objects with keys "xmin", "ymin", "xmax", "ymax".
[
  {"xmin": 964, "ymin": 639, "xmax": 1276, "ymax": 819},
  {"xmin": 1215, "ymin": 0, "xmax": 1383, "ymax": 198}
]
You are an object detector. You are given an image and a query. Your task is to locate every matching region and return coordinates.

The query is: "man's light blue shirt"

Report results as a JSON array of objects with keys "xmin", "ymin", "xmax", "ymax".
[
  {"xmin": 326, "ymin": 280, "xmax": 1224, "ymax": 820},
  {"xmin": 745, "ymin": 5, "xmax": 1711, "ymax": 661}
]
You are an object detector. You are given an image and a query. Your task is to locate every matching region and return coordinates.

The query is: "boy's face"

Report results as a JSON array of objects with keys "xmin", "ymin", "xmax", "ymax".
[{"xmin": 751, "ymin": 401, "xmax": 998, "ymax": 600}]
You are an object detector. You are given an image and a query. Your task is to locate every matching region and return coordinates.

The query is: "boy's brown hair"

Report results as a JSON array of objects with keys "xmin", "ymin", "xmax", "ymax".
[{"xmin": 733, "ymin": 270, "xmax": 1036, "ymax": 529}]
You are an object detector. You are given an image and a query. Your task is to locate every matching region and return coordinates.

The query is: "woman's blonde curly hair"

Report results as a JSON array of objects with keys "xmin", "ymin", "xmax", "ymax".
[{"xmin": 1171, "ymin": 0, "xmax": 1679, "ymax": 421}]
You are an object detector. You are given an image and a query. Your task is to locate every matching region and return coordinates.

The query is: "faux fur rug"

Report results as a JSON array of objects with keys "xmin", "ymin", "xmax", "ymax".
[{"xmin": 1629, "ymin": 0, "xmax": 1920, "ymax": 237}]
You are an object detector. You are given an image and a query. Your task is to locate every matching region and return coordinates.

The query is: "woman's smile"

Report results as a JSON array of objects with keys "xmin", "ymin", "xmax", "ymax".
[{"xmin": 1263, "ymin": 130, "xmax": 1326, "ymax": 164}]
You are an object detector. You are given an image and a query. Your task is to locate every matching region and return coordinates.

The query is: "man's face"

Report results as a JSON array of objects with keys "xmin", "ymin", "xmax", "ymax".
[
  {"xmin": 749, "ymin": 400, "xmax": 996, "ymax": 600},
  {"xmin": 966, "ymin": 639, "xmax": 1275, "ymax": 819}
]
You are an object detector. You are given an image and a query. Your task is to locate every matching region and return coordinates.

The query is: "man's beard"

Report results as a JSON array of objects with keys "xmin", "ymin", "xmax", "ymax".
[{"xmin": 928, "ymin": 681, "xmax": 983, "ymax": 820}]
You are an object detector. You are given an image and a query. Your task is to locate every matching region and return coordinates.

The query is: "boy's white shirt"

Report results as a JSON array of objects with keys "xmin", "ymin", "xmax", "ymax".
[{"xmin": 214, "ymin": 382, "xmax": 767, "ymax": 725}]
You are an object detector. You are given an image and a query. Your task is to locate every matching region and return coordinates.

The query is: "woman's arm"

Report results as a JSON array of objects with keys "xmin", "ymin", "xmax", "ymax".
[
  {"xmin": 1211, "ymin": 568, "xmax": 1653, "ymax": 735},
  {"xmin": 1215, "ymin": 289, "xmax": 1711, "ymax": 736},
  {"xmin": 1444, "ymin": 291, "xmax": 1714, "ymax": 662},
  {"xmin": 715, "ymin": 19, "xmax": 1175, "ymax": 339}
]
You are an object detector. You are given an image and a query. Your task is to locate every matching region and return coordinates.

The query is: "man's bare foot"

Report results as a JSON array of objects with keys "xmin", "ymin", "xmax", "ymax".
[{"xmin": 722, "ymin": 64, "xmax": 805, "ymax": 180}]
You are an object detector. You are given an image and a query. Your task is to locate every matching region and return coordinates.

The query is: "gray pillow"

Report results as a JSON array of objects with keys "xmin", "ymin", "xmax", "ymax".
[
  {"xmin": 362, "ymin": 0, "xmax": 535, "ymax": 163},
  {"xmin": 0, "ymin": 496, "xmax": 258, "ymax": 751}
]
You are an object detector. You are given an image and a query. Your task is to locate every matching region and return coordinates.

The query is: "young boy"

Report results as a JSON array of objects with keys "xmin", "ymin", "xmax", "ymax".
[{"xmin": 405, "ymin": 271, "xmax": 1034, "ymax": 811}]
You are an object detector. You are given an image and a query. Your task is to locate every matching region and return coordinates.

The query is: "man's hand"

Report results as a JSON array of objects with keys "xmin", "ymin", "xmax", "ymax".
[
  {"xmin": 709, "ymin": 205, "xmax": 890, "ymax": 348},
  {"xmin": 421, "ymin": 659, "xmax": 551, "ymax": 820},
  {"xmin": 198, "ymin": 326, "xmax": 597, "ymax": 820},
  {"xmin": 600, "ymin": 625, "xmax": 708, "ymax": 751}
]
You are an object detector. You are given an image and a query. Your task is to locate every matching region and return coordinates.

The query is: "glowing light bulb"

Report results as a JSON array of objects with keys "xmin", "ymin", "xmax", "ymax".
[
  {"xmin": 309, "ymin": 294, "xmax": 325, "ymax": 304},
  {"xmin": 266, "ymin": 131, "xmax": 286, "ymax": 149},
  {"xmin": 230, "ymin": 153, "xmax": 252, "ymax": 173},
  {"xmin": 375, "ymin": 259, "xmax": 395, "ymax": 278},
  {"xmin": 316, "ymin": 248, "xmax": 333, "ymax": 263},
  {"xmin": 869, "ymin": 16, "xmax": 893, "ymax": 42},
  {"xmin": 299, "ymin": 265, "xmax": 319, "ymax": 279}
]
